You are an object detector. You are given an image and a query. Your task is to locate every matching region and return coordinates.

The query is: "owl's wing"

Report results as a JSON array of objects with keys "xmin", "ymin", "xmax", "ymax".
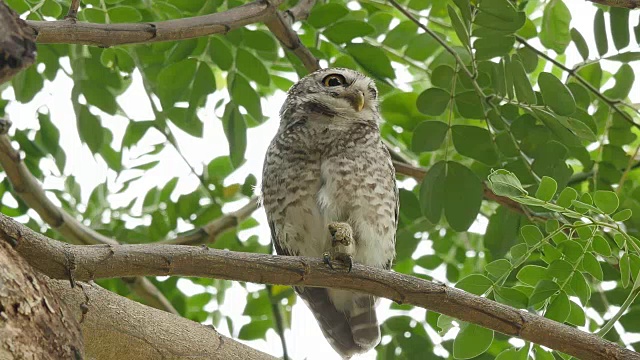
[{"xmin": 269, "ymin": 221, "xmax": 370, "ymax": 358}]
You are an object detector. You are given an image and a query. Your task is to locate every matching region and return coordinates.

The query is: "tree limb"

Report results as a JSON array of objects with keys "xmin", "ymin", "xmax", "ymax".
[
  {"xmin": 2, "ymin": 214, "xmax": 637, "ymax": 360},
  {"xmin": 0, "ymin": 130, "xmax": 177, "ymax": 314},
  {"xmin": 46, "ymin": 278, "xmax": 276, "ymax": 360},
  {"xmin": 0, "ymin": 0, "xmax": 36, "ymax": 85},
  {"xmin": 25, "ymin": 0, "xmax": 283, "ymax": 47},
  {"xmin": 587, "ymin": 0, "xmax": 640, "ymax": 8}
]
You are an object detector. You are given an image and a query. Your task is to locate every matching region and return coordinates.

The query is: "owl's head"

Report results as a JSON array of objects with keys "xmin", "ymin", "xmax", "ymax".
[{"xmin": 280, "ymin": 68, "xmax": 379, "ymax": 123}]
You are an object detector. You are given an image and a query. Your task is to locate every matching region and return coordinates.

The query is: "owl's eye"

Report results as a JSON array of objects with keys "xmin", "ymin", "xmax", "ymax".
[{"xmin": 322, "ymin": 74, "xmax": 346, "ymax": 87}]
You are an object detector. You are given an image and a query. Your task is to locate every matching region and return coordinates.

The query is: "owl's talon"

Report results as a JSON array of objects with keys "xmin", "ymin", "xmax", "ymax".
[{"xmin": 323, "ymin": 252, "xmax": 335, "ymax": 270}]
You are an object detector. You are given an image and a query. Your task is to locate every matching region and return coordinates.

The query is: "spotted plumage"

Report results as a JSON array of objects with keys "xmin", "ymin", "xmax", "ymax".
[{"xmin": 261, "ymin": 68, "xmax": 398, "ymax": 358}]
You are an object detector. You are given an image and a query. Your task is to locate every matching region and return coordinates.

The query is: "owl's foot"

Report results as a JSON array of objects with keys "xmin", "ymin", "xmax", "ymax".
[
  {"xmin": 325, "ymin": 222, "xmax": 355, "ymax": 272},
  {"xmin": 328, "ymin": 222, "xmax": 352, "ymax": 247},
  {"xmin": 323, "ymin": 251, "xmax": 353, "ymax": 272}
]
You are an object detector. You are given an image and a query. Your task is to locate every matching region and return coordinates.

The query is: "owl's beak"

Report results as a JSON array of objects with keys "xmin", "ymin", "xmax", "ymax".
[{"xmin": 340, "ymin": 90, "xmax": 366, "ymax": 112}]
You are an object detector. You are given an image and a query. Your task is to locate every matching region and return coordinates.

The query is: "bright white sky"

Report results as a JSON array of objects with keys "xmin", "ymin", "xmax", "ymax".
[{"xmin": 2, "ymin": 2, "xmax": 639, "ymax": 359}]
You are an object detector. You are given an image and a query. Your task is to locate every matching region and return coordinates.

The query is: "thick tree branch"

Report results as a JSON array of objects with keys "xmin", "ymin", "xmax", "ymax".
[
  {"xmin": 0, "ymin": 0, "xmax": 36, "ymax": 85},
  {"xmin": 0, "ymin": 131, "xmax": 177, "ymax": 314},
  {"xmin": 46, "ymin": 278, "xmax": 275, "ymax": 360},
  {"xmin": 25, "ymin": 0, "xmax": 283, "ymax": 47},
  {"xmin": 587, "ymin": 0, "xmax": 640, "ymax": 8},
  {"xmin": 2, "ymin": 214, "xmax": 637, "ymax": 360}
]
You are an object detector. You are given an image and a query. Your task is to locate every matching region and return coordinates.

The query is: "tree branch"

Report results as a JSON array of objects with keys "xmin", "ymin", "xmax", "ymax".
[
  {"xmin": 587, "ymin": 0, "xmax": 640, "ymax": 8},
  {"xmin": 2, "ymin": 214, "xmax": 637, "ymax": 360},
  {"xmin": 0, "ymin": 129, "xmax": 177, "ymax": 314},
  {"xmin": 0, "ymin": 0, "xmax": 36, "ymax": 85},
  {"xmin": 25, "ymin": 0, "xmax": 283, "ymax": 47},
  {"xmin": 46, "ymin": 278, "xmax": 276, "ymax": 359}
]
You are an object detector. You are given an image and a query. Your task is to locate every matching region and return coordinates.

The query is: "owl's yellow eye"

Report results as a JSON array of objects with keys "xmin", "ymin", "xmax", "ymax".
[{"xmin": 322, "ymin": 74, "xmax": 346, "ymax": 87}]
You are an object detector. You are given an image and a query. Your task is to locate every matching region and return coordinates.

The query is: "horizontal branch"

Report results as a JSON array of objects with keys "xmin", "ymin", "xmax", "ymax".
[
  {"xmin": 46, "ymin": 278, "xmax": 275, "ymax": 359},
  {"xmin": 587, "ymin": 0, "xmax": 640, "ymax": 8},
  {"xmin": 0, "ymin": 130, "xmax": 177, "ymax": 314},
  {"xmin": 26, "ymin": 0, "xmax": 283, "ymax": 47},
  {"xmin": 2, "ymin": 214, "xmax": 636, "ymax": 360}
]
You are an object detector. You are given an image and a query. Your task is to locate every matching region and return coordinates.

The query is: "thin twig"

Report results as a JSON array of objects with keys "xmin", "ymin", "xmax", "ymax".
[
  {"xmin": 65, "ymin": 0, "xmax": 80, "ymax": 20},
  {"xmin": 267, "ymin": 283, "xmax": 290, "ymax": 360},
  {"xmin": 616, "ymin": 144, "xmax": 640, "ymax": 194}
]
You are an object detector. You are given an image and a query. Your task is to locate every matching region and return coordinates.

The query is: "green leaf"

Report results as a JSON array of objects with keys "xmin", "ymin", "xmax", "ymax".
[
  {"xmin": 123, "ymin": 121, "xmax": 154, "ymax": 148},
  {"xmin": 485, "ymin": 259, "xmax": 511, "ymax": 278},
  {"xmin": 456, "ymin": 274, "xmax": 494, "ymax": 295},
  {"xmin": 405, "ymin": 33, "xmax": 440, "ymax": 61},
  {"xmin": 605, "ymin": 52, "xmax": 640, "ymax": 63},
  {"xmin": 620, "ymin": 253, "xmax": 631, "ymax": 288},
  {"xmin": 12, "ymin": 67, "xmax": 44, "ymax": 103},
  {"xmin": 243, "ymin": 30, "xmax": 277, "ymax": 52},
  {"xmin": 610, "ymin": 8, "xmax": 630, "ymax": 50},
  {"xmin": 222, "ymin": 103, "xmax": 247, "ymax": 168},
  {"xmin": 345, "ymin": 43, "xmax": 394, "ymax": 79},
  {"xmin": 487, "ymin": 169, "xmax": 528, "ymax": 197},
  {"xmin": 603, "ymin": 64, "xmax": 634, "ymax": 100},
  {"xmin": 569, "ymin": 271, "xmax": 590, "ymax": 305},
  {"xmin": 547, "ymin": 259, "xmax": 574, "ymax": 282},
  {"xmin": 444, "ymin": 161, "xmax": 483, "ymax": 231},
  {"xmin": 454, "ymin": 91, "xmax": 484, "ymax": 119},
  {"xmin": 517, "ymin": 265, "xmax": 547, "ymax": 286},
  {"xmin": 593, "ymin": 190, "xmax": 619, "ymax": 214},
  {"xmin": 539, "ymin": 0, "xmax": 571, "ymax": 53},
  {"xmin": 612, "ymin": 208, "xmax": 632, "ymax": 222},
  {"xmin": 157, "ymin": 59, "xmax": 197, "ymax": 105},
  {"xmin": 529, "ymin": 279, "xmax": 560, "ymax": 305},
  {"xmin": 166, "ymin": 108, "xmax": 203, "ymax": 138},
  {"xmin": 451, "ymin": 125, "xmax": 498, "ymax": 165},
  {"xmin": 416, "ymin": 88, "xmax": 450, "ymax": 116},
  {"xmin": 474, "ymin": 36, "xmax": 515, "ymax": 61},
  {"xmin": 229, "ymin": 73, "xmax": 262, "ymax": 121},
  {"xmin": 420, "ymin": 161, "xmax": 446, "ymax": 224},
  {"xmin": 570, "ymin": 28, "xmax": 589, "ymax": 60},
  {"xmin": 307, "ymin": 3, "xmax": 348, "ymax": 28},
  {"xmin": 448, "ymin": 5, "xmax": 470, "ymax": 49},
  {"xmin": 412, "ymin": 121, "xmax": 449, "ymax": 153},
  {"xmin": 475, "ymin": 0, "xmax": 525, "ymax": 33},
  {"xmin": 238, "ymin": 319, "xmax": 271, "ymax": 340},
  {"xmin": 494, "ymin": 286, "xmax": 529, "ymax": 308},
  {"xmin": 545, "ymin": 291, "xmax": 570, "ymax": 323},
  {"xmin": 107, "ymin": 6, "xmax": 142, "ymax": 23},
  {"xmin": 209, "ymin": 37, "xmax": 233, "ymax": 71},
  {"xmin": 77, "ymin": 106, "xmax": 103, "ymax": 154},
  {"xmin": 556, "ymin": 187, "xmax": 577, "ymax": 208},
  {"xmin": 538, "ymin": 72, "xmax": 576, "ymax": 116},
  {"xmin": 41, "ymin": 0, "xmax": 62, "ymax": 17},
  {"xmin": 521, "ymin": 225, "xmax": 543, "ymax": 247},
  {"xmin": 453, "ymin": 323, "xmax": 494, "ymax": 359},
  {"xmin": 594, "ymin": 9, "xmax": 608, "ymax": 56},
  {"xmin": 535, "ymin": 176, "xmax": 557, "ymax": 202},
  {"xmin": 582, "ymin": 252, "xmax": 603, "ymax": 280},
  {"xmin": 567, "ymin": 300, "xmax": 586, "ymax": 326},
  {"xmin": 591, "ymin": 235, "xmax": 612, "ymax": 257},
  {"xmin": 324, "ymin": 20, "xmax": 374, "ymax": 44},
  {"xmin": 509, "ymin": 59, "xmax": 536, "ymax": 104},
  {"xmin": 236, "ymin": 49, "xmax": 270, "ymax": 86}
]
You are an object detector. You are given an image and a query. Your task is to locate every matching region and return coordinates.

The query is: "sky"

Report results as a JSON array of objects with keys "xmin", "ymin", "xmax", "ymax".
[{"xmin": 1, "ymin": 1, "xmax": 640, "ymax": 359}]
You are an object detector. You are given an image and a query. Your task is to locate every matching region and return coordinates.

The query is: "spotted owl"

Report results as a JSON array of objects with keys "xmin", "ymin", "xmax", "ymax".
[{"xmin": 261, "ymin": 68, "xmax": 398, "ymax": 358}]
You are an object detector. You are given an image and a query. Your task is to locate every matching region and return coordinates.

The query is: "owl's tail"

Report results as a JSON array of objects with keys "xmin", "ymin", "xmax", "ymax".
[{"xmin": 296, "ymin": 287, "xmax": 380, "ymax": 359}]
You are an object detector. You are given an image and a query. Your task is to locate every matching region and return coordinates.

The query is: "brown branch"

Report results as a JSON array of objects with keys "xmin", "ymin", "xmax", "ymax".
[
  {"xmin": 587, "ymin": 0, "xmax": 640, "ymax": 8},
  {"xmin": 2, "ymin": 214, "xmax": 636, "ymax": 360},
  {"xmin": 286, "ymin": 0, "xmax": 316, "ymax": 21},
  {"xmin": 264, "ymin": 5, "xmax": 320, "ymax": 73},
  {"xmin": 25, "ymin": 0, "xmax": 284, "ymax": 47},
  {"xmin": 0, "ymin": 130, "xmax": 177, "ymax": 314},
  {"xmin": 0, "ymin": 1, "xmax": 36, "ymax": 85},
  {"xmin": 47, "ymin": 278, "xmax": 275, "ymax": 359},
  {"xmin": 65, "ymin": 0, "xmax": 80, "ymax": 20}
]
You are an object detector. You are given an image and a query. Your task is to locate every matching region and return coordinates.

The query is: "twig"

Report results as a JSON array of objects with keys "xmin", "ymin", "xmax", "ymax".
[
  {"xmin": 616, "ymin": 145, "xmax": 640, "ymax": 193},
  {"xmin": 0, "ymin": 134, "xmax": 178, "ymax": 314},
  {"xmin": 65, "ymin": 0, "xmax": 80, "ymax": 20},
  {"xmin": 264, "ymin": 10, "xmax": 320, "ymax": 73},
  {"xmin": 3, "ymin": 214, "xmax": 637, "ymax": 360},
  {"xmin": 515, "ymin": 36, "xmax": 640, "ymax": 130},
  {"xmin": 587, "ymin": 0, "xmax": 640, "ymax": 8},
  {"xmin": 266, "ymin": 284, "xmax": 290, "ymax": 360},
  {"xmin": 26, "ymin": 0, "xmax": 284, "ymax": 47}
]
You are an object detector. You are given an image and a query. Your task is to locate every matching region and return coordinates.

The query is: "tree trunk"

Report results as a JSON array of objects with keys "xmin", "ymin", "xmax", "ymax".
[{"xmin": 0, "ymin": 240, "xmax": 84, "ymax": 359}]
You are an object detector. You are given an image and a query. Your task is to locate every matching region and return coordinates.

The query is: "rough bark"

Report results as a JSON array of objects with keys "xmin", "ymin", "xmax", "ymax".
[
  {"xmin": 0, "ymin": 0, "xmax": 36, "ymax": 85},
  {"xmin": 2, "ymin": 214, "xmax": 637, "ymax": 360},
  {"xmin": 46, "ymin": 279, "xmax": 275, "ymax": 360},
  {"xmin": 0, "ymin": 241, "xmax": 83, "ymax": 359}
]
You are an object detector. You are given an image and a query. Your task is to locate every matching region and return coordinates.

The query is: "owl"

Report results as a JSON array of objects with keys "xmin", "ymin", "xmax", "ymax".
[{"xmin": 261, "ymin": 68, "xmax": 398, "ymax": 358}]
